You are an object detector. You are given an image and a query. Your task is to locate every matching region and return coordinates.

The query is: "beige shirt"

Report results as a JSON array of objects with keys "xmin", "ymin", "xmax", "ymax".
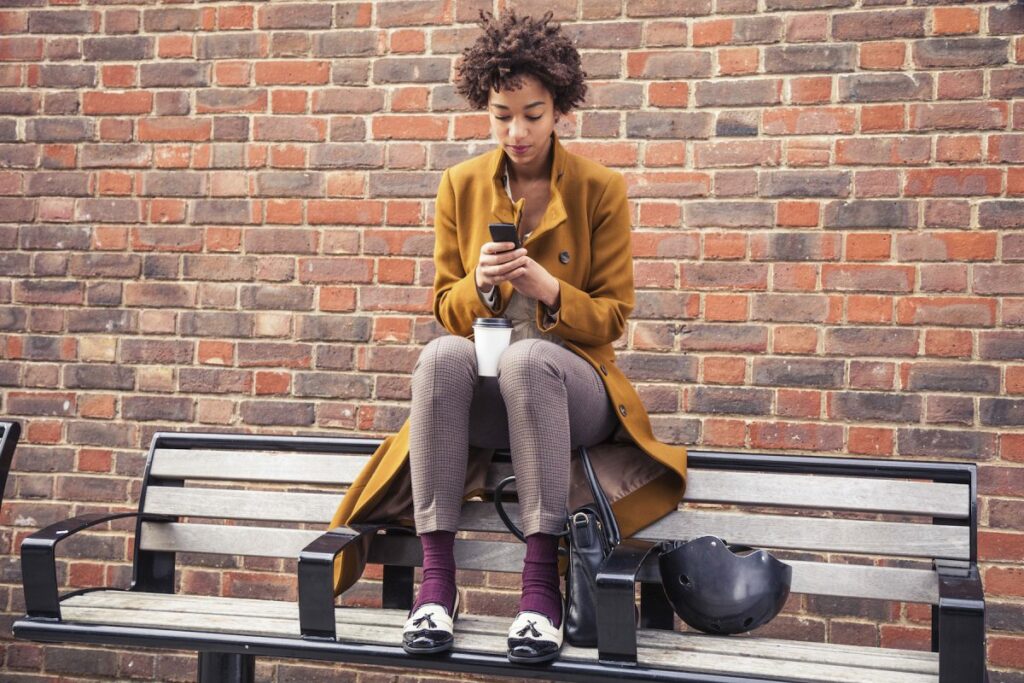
[{"xmin": 479, "ymin": 168, "xmax": 564, "ymax": 347}]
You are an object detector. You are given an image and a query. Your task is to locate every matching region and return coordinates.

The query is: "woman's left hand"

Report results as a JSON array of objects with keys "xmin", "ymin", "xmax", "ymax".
[{"xmin": 509, "ymin": 256, "xmax": 561, "ymax": 309}]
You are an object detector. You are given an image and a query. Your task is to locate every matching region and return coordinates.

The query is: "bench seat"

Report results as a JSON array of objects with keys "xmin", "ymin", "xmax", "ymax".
[{"xmin": 56, "ymin": 590, "xmax": 939, "ymax": 683}]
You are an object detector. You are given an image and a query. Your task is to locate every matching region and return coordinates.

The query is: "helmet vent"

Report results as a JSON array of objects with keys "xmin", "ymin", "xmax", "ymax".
[{"xmin": 678, "ymin": 574, "xmax": 691, "ymax": 586}]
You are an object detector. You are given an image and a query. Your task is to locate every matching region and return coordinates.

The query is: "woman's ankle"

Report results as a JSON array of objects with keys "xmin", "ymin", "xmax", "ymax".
[{"xmin": 413, "ymin": 530, "xmax": 458, "ymax": 615}]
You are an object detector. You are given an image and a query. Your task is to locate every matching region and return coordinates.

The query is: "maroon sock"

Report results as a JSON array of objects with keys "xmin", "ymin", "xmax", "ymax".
[
  {"xmin": 519, "ymin": 533, "xmax": 563, "ymax": 628},
  {"xmin": 412, "ymin": 530, "xmax": 457, "ymax": 616}
]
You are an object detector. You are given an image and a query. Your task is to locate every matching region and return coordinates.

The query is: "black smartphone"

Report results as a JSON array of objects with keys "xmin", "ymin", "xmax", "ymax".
[{"xmin": 488, "ymin": 222, "xmax": 521, "ymax": 251}]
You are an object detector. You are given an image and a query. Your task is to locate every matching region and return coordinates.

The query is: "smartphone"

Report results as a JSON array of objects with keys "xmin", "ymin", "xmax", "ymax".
[{"xmin": 488, "ymin": 222, "xmax": 521, "ymax": 251}]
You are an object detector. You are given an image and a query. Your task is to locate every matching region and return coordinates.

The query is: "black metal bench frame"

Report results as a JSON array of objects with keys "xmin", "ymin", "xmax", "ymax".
[{"xmin": 14, "ymin": 431, "xmax": 987, "ymax": 683}]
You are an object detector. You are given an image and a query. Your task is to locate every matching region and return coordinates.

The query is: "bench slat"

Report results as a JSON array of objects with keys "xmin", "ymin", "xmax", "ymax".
[
  {"xmin": 140, "ymin": 523, "xmax": 939, "ymax": 603},
  {"xmin": 684, "ymin": 470, "xmax": 968, "ymax": 519},
  {"xmin": 150, "ymin": 450, "xmax": 967, "ymax": 520},
  {"xmin": 150, "ymin": 449, "xmax": 369, "ymax": 485},
  {"xmin": 144, "ymin": 487, "xmax": 338, "ymax": 523},
  {"xmin": 61, "ymin": 592, "xmax": 938, "ymax": 682},
  {"xmin": 634, "ymin": 508, "xmax": 969, "ymax": 560},
  {"xmin": 457, "ymin": 502, "xmax": 968, "ymax": 560}
]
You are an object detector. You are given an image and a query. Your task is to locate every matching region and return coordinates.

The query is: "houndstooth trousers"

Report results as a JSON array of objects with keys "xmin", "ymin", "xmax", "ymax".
[{"xmin": 409, "ymin": 335, "xmax": 619, "ymax": 536}]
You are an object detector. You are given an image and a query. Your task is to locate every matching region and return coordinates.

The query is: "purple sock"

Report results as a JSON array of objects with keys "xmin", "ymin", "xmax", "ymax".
[
  {"xmin": 520, "ymin": 533, "xmax": 563, "ymax": 627},
  {"xmin": 412, "ymin": 530, "xmax": 457, "ymax": 616}
]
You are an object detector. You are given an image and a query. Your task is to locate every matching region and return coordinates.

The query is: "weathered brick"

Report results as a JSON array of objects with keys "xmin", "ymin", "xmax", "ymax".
[
  {"xmin": 121, "ymin": 339, "xmax": 193, "ymax": 364},
  {"xmin": 910, "ymin": 103, "xmax": 1007, "ymax": 131},
  {"xmin": 64, "ymin": 364, "xmax": 135, "ymax": 390},
  {"xmin": 825, "ymin": 328, "xmax": 919, "ymax": 357},
  {"xmin": 831, "ymin": 391, "xmax": 921, "ymax": 423},
  {"xmin": 75, "ymin": 199, "xmax": 139, "ymax": 223},
  {"xmin": 689, "ymin": 386, "xmax": 772, "ymax": 415},
  {"xmin": 693, "ymin": 79, "xmax": 781, "ymax": 108},
  {"xmin": 368, "ymin": 171, "xmax": 440, "ymax": 198},
  {"xmin": 981, "ymin": 399, "xmax": 1024, "ymax": 428},
  {"xmin": 823, "ymin": 200, "xmax": 916, "ymax": 229},
  {"xmin": 179, "ymin": 311, "xmax": 254, "ymax": 338},
  {"xmin": 372, "ymin": 57, "xmax": 449, "ymax": 83},
  {"xmin": 143, "ymin": 8, "xmax": 200, "ymax": 32},
  {"xmin": 626, "ymin": 112, "xmax": 714, "ymax": 139},
  {"xmin": 756, "ymin": 233, "xmax": 841, "ymax": 262},
  {"xmin": 766, "ymin": 0, "xmax": 851, "ymax": 8},
  {"xmin": 901, "ymin": 294, "xmax": 995, "ymax": 327},
  {"xmin": 0, "ymin": 91, "xmax": 37, "ymax": 115},
  {"xmin": 26, "ymin": 171, "xmax": 89, "ymax": 197},
  {"xmin": 975, "ymin": 266, "xmax": 1024, "ymax": 296},
  {"xmin": 617, "ymin": 352, "xmax": 698, "ymax": 381},
  {"xmin": 139, "ymin": 62, "xmax": 209, "ymax": 88},
  {"xmin": 123, "ymin": 396, "xmax": 193, "ymax": 422},
  {"xmin": 751, "ymin": 293, "xmax": 830, "ymax": 322},
  {"xmin": 141, "ymin": 172, "xmax": 206, "ymax": 198},
  {"xmin": 680, "ymin": 263, "xmax": 768, "ymax": 290},
  {"xmin": 80, "ymin": 144, "xmax": 150, "ymax": 168},
  {"xmin": 979, "ymin": 202, "xmax": 1024, "ymax": 229},
  {"xmin": 991, "ymin": 69, "xmax": 1024, "ymax": 99},
  {"xmin": 913, "ymin": 38, "xmax": 1008, "ymax": 68},
  {"xmin": 179, "ymin": 368, "xmax": 252, "ymax": 394},
  {"xmin": 25, "ymin": 117, "xmax": 94, "ymax": 142},
  {"xmin": 241, "ymin": 400, "xmax": 315, "ymax": 426},
  {"xmin": 822, "ymin": 264, "xmax": 914, "ymax": 293},
  {"xmin": 753, "ymin": 357, "xmax": 843, "ymax": 387},
  {"xmin": 15, "ymin": 280, "xmax": 82, "ymax": 305},
  {"xmin": 832, "ymin": 10, "xmax": 924, "ymax": 41},
  {"xmin": 765, "ymin": 45, "xmax": 855, "ymax": 73},
  {"xmin": 678, "ymin": 324, "xmax": 768, "ymax": 352},
  {"xmin": 838, "ymin": 73, "xmax": 931, "ymax": 103},
  {"xmin": 627, "ymin": 0, "xmax": 712, "ymax": 17},
  {"xmin": 239, "ymin": 285, "xmax": 314, "ymax": 311},
  {"xmin": 761, "ymin": 171, "xmax": 850, "ymax": 198},
  {"xmin": 294, "ymin": 372, "xmax": 373, "ymax": 399},
  {"xmin": 67, "ymin": 309, "xmax": 136, "ymax": 333},
  {"xmin": 566, "ymin": 21, "xmax": 643, "ymax": 50},
  {"xmin": 752, "ymin": 421, "xmax": 843, "ymax": 452},
  {"xmin": 193, "ymin": 200, "xmax": 256, "ymax": 225},
  {"xmin": 908, "ymin": 362, "xmax": 1000, "ymax": 393},
  {"xmin": 198, "ymin": 33, "xmax": 264, "ymax": 60},
  {"xmin": 68, "ymin": 253, "xmax": 142, "ymax": 278},
  {"xmin": 83, "ymin": 36, "xmax": 152, "ymax": 61},
  {"xmin": 925, "ymin": 395, "xmax": 974, "ymax": 426},
  {"xmin": 685, "ymin": 201, "xmax": 773, "ymax": 227},
  {"xmin": 628, "ymin": 51, "xmax": 712, "ymax": 79},
  {"xmin": 295, "ymin": 315, "xmax": 371, "ymax": 341},
  {"xmin": 259, "ymin": 3, "xmax": 333, "ymax": 29}
]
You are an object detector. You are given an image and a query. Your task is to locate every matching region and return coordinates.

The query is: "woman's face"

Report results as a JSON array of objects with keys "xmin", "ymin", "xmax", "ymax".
[{"xmin": 487, "ymin": 73, "xmax": 559, "ymax": 170}]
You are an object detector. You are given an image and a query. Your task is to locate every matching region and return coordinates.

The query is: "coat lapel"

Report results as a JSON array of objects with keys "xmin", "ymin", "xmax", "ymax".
[{"xmin": 488, "ymin": 133, "xmax": 570, "ymax": 243}]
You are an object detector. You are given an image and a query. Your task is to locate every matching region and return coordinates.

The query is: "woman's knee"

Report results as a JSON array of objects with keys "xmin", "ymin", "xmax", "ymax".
[
  {"xmin": 497, "ymin": 339, "xmax": 561, "ymax": 388},
  {"xmin": 413, "ymin": 335, "xmax": 476, "ymax": 380}
]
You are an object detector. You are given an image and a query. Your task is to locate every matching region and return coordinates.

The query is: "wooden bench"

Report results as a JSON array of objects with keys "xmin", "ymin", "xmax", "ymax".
[{"xmin": 14, "ymin": 430, "xmax": 987, "ymax": 683}]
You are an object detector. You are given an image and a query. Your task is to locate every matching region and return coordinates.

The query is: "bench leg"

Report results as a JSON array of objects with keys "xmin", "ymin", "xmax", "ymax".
[
  {"xmin": 640, "ymin": 581, "xmax": 675, "ymax": 630},
  {"xmin": 198, "ymin": 652, "xmax": 255, "ymax": 683}
]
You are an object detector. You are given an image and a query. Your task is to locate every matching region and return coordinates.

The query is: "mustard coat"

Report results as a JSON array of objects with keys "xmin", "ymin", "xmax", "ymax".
[{"xmin": 329, "ymin": 133, "xmax": 687, "ymax": 593}]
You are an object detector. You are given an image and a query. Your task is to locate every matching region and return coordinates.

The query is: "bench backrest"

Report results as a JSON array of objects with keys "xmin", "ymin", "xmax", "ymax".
[{"xmin": 137, "ymin": 432, "xmax": 976, "ymax": 608}]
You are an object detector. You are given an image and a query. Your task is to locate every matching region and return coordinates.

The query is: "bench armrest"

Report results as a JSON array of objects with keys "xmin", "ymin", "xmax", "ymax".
[
  {"xmin": 297, "ymin": 524, "xmax": 384, "ymax": 639},
  {"xmin": 595, "ymin": 538, "xmax": 662, "ymax": 665},
  {"xmin": 22, "ymin": 512, "xmax": 141, "ymax": 620},
  {"xmin": 936, "ymin": 560, "xmax": 987, "ymax": 683}
]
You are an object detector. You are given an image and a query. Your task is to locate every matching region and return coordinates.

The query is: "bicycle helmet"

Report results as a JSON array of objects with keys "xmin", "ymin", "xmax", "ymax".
[{"xmin": 658, "ymin": 535, "xmax": 792, "ymax": 635}]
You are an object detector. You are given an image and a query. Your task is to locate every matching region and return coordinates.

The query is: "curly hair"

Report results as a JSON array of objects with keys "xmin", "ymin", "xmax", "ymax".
[{"xmin": 455, "ymin": 10, "xmax": 587, "ymax": 115}]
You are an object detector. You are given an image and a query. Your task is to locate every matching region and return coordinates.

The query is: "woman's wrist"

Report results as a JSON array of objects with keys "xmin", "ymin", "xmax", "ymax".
[{"xmin": 541, "ymin": 276, "xmax": 561, "ymax": 310}]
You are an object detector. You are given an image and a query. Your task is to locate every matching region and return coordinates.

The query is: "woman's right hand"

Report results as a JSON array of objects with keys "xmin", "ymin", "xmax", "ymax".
[{"xmin": 476, "ymin": 242, "xmax": 528, "ymax": 290}]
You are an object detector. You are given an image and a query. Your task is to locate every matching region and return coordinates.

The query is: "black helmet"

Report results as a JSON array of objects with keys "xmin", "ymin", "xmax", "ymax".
[{"xmin": 658, "ymin": 535, "xmax": 792, "ymax": 635}]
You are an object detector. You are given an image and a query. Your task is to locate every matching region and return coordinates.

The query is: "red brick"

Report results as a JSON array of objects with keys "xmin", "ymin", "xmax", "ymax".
[
  {"xmin": 774, "ymin": 326, "xmax": 818, "ymax": 354},
  {"xmin": 307, "ymin": 200, "xmax": 383, "ymax": 225},
  {"xmin": 373, "ymin": 115, "xmax": 447, "ymax": 140},
  {"xmin": 717, "ymin": 47, "xmax": 758, "ymax": 76},
  {"xmin": 705, "ymin": 294, "xmax": 748, "ymax": 321},
  {"xmin": 790, "ymin": 76, "xmax": 831, "ymax": 104},
  {"xmin": 924, "ymin": 329, "xmax": 972, "ymax": 358},
  {"xmin": 254, "ymin": 61, "xmax": 329, "ymax": 85},
  {"xmin": 776, "ymin": 201, "xmax": 818, "ymax": 227},
  {"xmin": 896, "ymin": 296, "xmax": 996, "ymax": 327},
  {"xmin": 860, "ymin": 42, "xmax": 906, "ymax": 70},
  {"xmin": 138, "ymin": 118, "xmax": 212, "ymax": 142},
  {"xmin": 848, "ymin": 295, "xmax": 892, "ymax": 323},
  {"xmin": 905, "ymin": 168, "xmax": 1001, "ymax": 197},
  {"xmin": 846, "ymin": 234, "xmax": 891, "ymax": 261},
  {"xmin": 702, "ymin": 418, "xmax": 746, "ymax": 447},
  {"xmin": 932, "ymin": 7, "xmax": 979, "ymax": 36},
  {"xmin": 704, "ymin": 233, "xmax": 747, "ymax": 260},
  {"xmin": 989, "ymin": 634, "xmax": 1024, "ymax": 669},
  {"xmin": 861, "ymin": 104, "xmax": 905, "ymax": 133},
  {"xmin": 849, "ymin": 426, "xmax": 894, "ymax": 455},
  {"xmin": 703, "ymin": 356, "xmax": 746, "ymax": 384},
  {"xmin": 764, "ymin": 106, "xmax": 856, "ymax": 135}
]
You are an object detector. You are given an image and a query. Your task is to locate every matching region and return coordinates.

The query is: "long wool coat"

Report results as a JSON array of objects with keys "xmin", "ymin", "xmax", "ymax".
[{"xmin": 329, "ymin": 133, "xmax": 688, "ymax": 593}]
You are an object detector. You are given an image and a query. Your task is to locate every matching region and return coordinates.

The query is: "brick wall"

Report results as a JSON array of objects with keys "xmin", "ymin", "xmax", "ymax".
[{"xmin": 0, "ymin": 0, "xmax": 1022, "ymax": 680}]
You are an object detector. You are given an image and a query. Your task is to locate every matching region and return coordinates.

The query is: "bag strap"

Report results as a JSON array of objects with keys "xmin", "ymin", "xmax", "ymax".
[
  {"xmin": 578, "ymin": 445, "xmax": 620, "ymax": 548},
  {"xmin": 492, "ymin": 446, "xmax": 619, "ymax": 547}
]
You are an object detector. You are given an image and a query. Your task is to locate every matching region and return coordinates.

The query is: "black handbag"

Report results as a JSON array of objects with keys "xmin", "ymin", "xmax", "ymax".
[{"xmin": 494, "ymin": 446, "xmax": 620, "ymax": 647}]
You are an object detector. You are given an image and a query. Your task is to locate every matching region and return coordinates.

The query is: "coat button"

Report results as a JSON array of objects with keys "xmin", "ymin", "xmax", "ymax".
[
  {"xmin": 618, "ymin": 404, "xmax": 627, "ymax": 417},
  {"xmin": 559, "ymin": 251, "xmax": 570, "ymax": 264},
  {"xmin": 599, "ymin": 364, "xmax": 607, "ymax": 375}
]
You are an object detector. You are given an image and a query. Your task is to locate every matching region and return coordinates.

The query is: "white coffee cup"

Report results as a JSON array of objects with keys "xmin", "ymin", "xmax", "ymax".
[{"xmin": 473, "ymin": 317, "xmax": 512, "ymax": 377}]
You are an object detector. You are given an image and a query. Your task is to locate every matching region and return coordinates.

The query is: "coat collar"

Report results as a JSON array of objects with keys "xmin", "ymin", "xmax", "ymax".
[{"xmin": 488, "ymin": 132, "xmax": 569, "ymax": 245}]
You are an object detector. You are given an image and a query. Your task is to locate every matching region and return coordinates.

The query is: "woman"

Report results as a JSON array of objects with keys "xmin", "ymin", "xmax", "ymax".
[{"xmin": 328, "ymin": 10, "xmax": 687, "ymax": 665}]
